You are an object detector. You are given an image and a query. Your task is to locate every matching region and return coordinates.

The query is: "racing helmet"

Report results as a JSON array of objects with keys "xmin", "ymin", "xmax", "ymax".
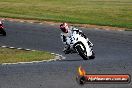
[{"xmin": 60, "ymin": 23, "xmax": 69, "ymax": 33}]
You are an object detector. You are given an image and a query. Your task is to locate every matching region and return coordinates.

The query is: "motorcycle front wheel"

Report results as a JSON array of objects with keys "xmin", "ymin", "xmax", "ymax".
[{"xmin": 75, "ymin": 44, "xmax": 88, "ymax": 60}]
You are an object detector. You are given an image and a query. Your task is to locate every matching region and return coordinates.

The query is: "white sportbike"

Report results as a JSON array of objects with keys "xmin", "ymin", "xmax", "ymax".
[{"xmin": 61, "ymin": 31, "xmax": 95, "ymax": 60}]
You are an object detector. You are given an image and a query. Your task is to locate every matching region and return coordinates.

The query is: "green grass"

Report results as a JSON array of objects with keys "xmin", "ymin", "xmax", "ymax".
[
  {"xmin": 0, "ymin": 0, "xmax": 132, "ymax": 28},
  {"xmin": 0, "ymin": 47, "xmax": 55, "ymax": 64}
]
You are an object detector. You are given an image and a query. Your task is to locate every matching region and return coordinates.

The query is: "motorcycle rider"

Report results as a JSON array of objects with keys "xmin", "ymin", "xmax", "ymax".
[{"xmin": 60, "ymin": 23, "xmax": 93, "ymax": 54}]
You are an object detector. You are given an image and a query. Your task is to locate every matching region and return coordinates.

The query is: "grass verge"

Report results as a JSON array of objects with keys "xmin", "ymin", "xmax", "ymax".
[
  {"xmin": 0, "ymin": 0, "xmax": 132, "ymax": 29},
  {"xmin": 0, "ymin": 47, "xmax": 55, "ymax": 64}
]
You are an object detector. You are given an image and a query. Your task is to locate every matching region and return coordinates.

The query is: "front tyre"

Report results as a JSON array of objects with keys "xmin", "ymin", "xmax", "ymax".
[{"xmin": 75, "ymin": 45, "xmax": 88, "ymax": 60}]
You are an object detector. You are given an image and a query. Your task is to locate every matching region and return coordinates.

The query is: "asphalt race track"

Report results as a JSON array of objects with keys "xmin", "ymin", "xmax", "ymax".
[{"xmin": 0, "ymin": 20, "xmax": 132, "ymax": 88}]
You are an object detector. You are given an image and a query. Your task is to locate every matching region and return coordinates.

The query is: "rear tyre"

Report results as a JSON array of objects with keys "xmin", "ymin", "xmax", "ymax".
[
  {"xmin": 89, "ymin": 51, "xmax": 95, "ymax": 59},
  {"xmin": 2, "ymin": 30, "xmax": 6, "ymax": 36},
  {"xmin": 0, "ymin": 29, "xmax": 6, "ymax": 36}
]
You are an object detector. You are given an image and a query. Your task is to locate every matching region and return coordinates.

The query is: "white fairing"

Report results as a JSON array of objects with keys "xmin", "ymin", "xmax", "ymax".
[{"xmin": 61, "ymin": 30, "xmax": 92, "ymax": 56}]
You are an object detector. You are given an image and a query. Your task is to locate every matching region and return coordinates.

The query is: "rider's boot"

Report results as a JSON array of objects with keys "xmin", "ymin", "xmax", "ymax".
[{"xmin": 63, "ymin": 45, "xmax": 71, "ymax": 54}]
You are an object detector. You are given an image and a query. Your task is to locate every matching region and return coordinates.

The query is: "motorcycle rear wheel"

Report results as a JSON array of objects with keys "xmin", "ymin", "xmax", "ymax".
[
  {"xmin": 89, "ymin": 51, "xmax": 95, "ymax": 59},
  {"xmin": 0, "ymin": 29, "xmax": 6, "ymax": 36}
]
